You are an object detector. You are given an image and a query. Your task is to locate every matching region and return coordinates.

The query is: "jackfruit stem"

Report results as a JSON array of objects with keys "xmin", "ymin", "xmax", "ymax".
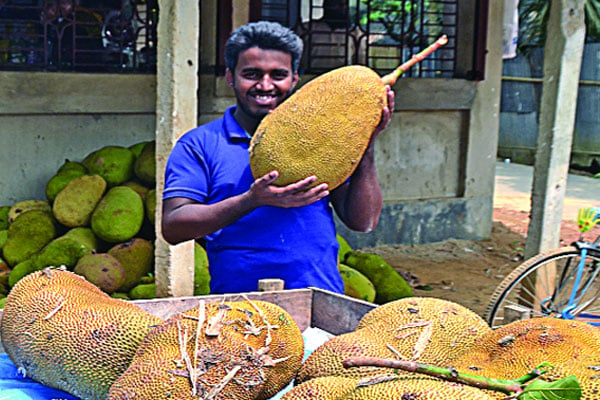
[
  {"xmin": 343, "ymin": 357, "xmax": 554, "ymax": 396},
  {"xmin": 381, "ymin": 35, "xmax": 449, "ymax": 86}
]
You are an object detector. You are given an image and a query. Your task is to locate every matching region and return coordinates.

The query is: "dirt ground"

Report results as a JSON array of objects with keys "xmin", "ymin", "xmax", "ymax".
[{"xmin": 362, "ymin": 207, "xmax": 600, "ymax": 319}]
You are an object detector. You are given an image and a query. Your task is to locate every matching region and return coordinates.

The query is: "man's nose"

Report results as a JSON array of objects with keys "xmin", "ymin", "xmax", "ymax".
[{"xmin": 257, "ymin": 75, "xmax": 275, "ymax": 91}]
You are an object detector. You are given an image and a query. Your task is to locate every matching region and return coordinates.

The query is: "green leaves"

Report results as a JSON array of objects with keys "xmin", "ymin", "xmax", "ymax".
[{"xmin": 518, "ymin": 376, "xmax": 582, "ymax": 400}]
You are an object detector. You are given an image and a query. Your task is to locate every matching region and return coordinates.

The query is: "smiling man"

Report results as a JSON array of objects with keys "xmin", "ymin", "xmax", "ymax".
[{"xmin": 161, "ymin": 21, "xmax": 394, "ymax": 295}]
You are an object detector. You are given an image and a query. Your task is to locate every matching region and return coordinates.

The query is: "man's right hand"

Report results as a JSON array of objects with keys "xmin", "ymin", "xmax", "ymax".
[{"xmin": 248, "ymin": 170, "xmax": 330, "ymax": 208}]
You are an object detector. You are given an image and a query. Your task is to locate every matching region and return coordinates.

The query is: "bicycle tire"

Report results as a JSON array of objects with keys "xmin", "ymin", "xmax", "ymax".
[{"xmin": 485, "ymin": 246, "xmax": 600, "ymax": 328}]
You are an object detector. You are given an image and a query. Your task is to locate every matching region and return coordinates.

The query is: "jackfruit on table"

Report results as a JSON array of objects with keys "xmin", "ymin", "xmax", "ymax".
[
  {"xmin": 107, "ymin": 300, "xmax": 304, "ymax": 400},
  {"xmin": 52, "ymin": 174, "xmax": 107, "ymax": 227},
  {"xmin": 1, "ymin": 269, "xmax": 163, "ymax": 399},
  {"xmin": 107, "ymin": 238, "xmax": 154, "ymax": 292},
  {"xmin": 344, "ymin": 251, "xmax": 412, "ymax": 304},
  {"xmin": 2, "ymin": 210, "xmax": 56, "ymax": 267},
  {"xmin": 91, "ymin": 186, "xmax": 144, "ymax": 243},
  {"xmin": 73, "ymin": 253, "xmax": 126, "ymax": 294},
  {"xmin": 82, "ymin": 145, "xmax": 136, "ymax": 187},
  {"xmin": 281, "ymin": 376, "xmax": 359, "ymax": 400}
]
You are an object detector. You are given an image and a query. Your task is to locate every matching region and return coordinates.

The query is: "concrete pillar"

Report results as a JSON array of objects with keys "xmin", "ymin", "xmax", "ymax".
[
  {"xmin": 525, "ymin": 0, "xmax": 586, "ymax": 258},
  {"xmin": 154, "ymin": 1, "xmax": 199, "ymax": 297}
]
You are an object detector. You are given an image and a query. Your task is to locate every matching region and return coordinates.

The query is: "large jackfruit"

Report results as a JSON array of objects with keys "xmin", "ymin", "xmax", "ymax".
[
  {"xmin": 82, "ymin": 145, "xmax": 136, "ymax": 187},
  {"xmin": 108, "ymin": 300, "xmax": 304, "ymax": 400},
  {"xmin": 91, "ymin": 186, "xmax": 144, "ymax": 243},
  {"xmin": 0, "ymin": 268, "xmax": 163, "ymax": 400},
  {"xmin": 52, "ymin": 174, "xmax": 107, "ymax": 228},
  {"xmin": 2, "ymin": 209, "xmax": 56, "ymax": 266},
  {"xmin": 249, "ymin": 66, "xmax": 387, "ymax": 190},
  {"xmin": 338, "ymin": 263, "xmax": 376, "ymax": 303},
  {"xmin": 281, "ymin": 376, "xmax": 359, "ymax": 400}
]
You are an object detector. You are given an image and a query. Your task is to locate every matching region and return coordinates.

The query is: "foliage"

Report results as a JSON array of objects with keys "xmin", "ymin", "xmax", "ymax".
[
  {"xmin": 518, "ymin": 375, "xmax": 582, "ymax": 400},
  {"xmin": 518, "ymin": 0, "xmax": 600, "ymax": 55},
  {"xmin": 358, "ymin": 0, "xmax": 443, "ymax": 46}
]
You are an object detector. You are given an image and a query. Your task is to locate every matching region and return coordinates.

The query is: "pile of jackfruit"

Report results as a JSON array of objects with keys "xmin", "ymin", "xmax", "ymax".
[{"xmin": 0, "ymin": 141, "xmax": 210, "ymax": 308}]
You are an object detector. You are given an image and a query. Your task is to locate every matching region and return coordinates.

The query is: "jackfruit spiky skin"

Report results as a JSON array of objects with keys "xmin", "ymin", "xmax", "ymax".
[
  {"xmin": 2, "ymin": 210, "xmax": 56, "ymax": 266},
  {"xmin": 346, "ymin": 377, "xmax": 498, "ymax": 400},
  {"xmin": 344, "ymin": 251, "xmax": 412, "ymax": 304},
  {"xmin": 339, "ymin": 263, "xmax": 376, "ymax": 303},
  {"xmin": 73, "ymin": 253, "xmax": 126, "ymax": 294},
  {"xmin": 249, "ymin": 65, "xmax": 387, "ymax": 189},
  {"xmin": 0, "ymin": 269, "xmax": 163, "ymax": 400},
  {"xmin": 296, "ymin": 322, "xmax": 399, "ymax": 384},
  {"xmin": 52, "ymin": 174, "xmax": 107, "ymax": 228},
  {"xmin": 82, "ymin": 145, "xmax": 136, "ymax": 187},
  {"xmin": 281, "ymin": 376, "xmax": 359, "ymax": 400},
  {"xmin": 91, "ymin": 186, "xmax": 144, "ymax": 243},
  {"xmin": 108, "ymin": 238, "xmax": 154, "ymax": 292},
  {"xmin": 108, "ymin": 300, "xmax": 304, "ymax": 400},
  {"xmin": 453, "ymin": 317, "xmax": 600, "ymax": 400},
  {"xmin": 7, "ymin": 199, "xmax": 52, "ymax": 225},
  {"xmin": 356, "ymin": 297, "xmax": 492, "ymax": 364}
]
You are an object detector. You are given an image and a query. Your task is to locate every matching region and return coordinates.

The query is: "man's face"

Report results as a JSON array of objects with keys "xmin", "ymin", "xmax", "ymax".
[{"xmin": 226, "ymin": 47, "xmax": 298, "ymax": 122}]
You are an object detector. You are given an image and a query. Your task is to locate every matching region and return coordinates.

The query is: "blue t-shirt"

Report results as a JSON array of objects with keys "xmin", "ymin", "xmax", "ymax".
[{"xmin": 163, "ymin": 106, "xmax": 344, "ymax": 294}]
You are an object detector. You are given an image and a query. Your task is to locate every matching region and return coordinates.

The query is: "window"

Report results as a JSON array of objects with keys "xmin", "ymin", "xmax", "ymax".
[{"xmin": 0, "ymin": 0, "xmax": 158, "ymax": 72}]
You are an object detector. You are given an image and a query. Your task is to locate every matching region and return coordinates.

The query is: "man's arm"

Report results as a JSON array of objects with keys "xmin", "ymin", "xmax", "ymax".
[
  {"xmin": 330, "ymin": 86, "xmax": 394, "ymax": 232},
  {"xmin": 162, "ymin": 171, "xmax": 330, "ymax": 244}
]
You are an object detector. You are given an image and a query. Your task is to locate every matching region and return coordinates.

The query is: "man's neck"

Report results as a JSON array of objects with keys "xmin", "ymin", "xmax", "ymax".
[{"xmin": 232, "ymin": 107, "xmax": 262, "ymax": 136}]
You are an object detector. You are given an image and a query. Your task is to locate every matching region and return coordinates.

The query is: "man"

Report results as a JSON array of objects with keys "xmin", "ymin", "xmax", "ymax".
[{"xmin": 162, "ymin": 21, "xmax": 394, "ymax": 294}]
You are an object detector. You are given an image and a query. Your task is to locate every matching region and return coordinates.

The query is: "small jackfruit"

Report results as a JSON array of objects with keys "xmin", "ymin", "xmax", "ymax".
[
  {"xmin": 194, "ymin": 241, "xmax": 210, "ymax": 295},
  {"xmin": 73, "ymin": 253, "xmax": 126, "ymax": 294},
  {"xmin": 82, "ymin": 145, "xmax": 136, "ymax": 187},
  {"xmin": 133, "ymin": 140, "xmax": 156, "ymax": 185},
  {"xmin": 63, "ymin": 227, "xmax": 99, "ymax": 254},
  {"xmin": 128, "ymin": 282, "xmax": 155, "ymax": 299},
  {"xmin": 7, "ymin": 199, "xmax": 52, "ymax": 225},
  {"xmin": 0, "ymin": 205, "xmax": 10, "ymax": 230},
  {"xmin": 144, "ymin": 188, "xmax": 156, "ymax": 225},
  {"xmin": 128, "ymin": 140, "xmax": 151, "ymax": 159},
  {"xmin": 45, "ymin": 161, "xmax": 87, "ymax": 203},
  {"xmin": 337, "ymin": 233, "xmax": 353, "ymax": 263},
  {"xmin": 91, "ymin": 186, "xmax": 144, "ymax": 243},
  {"xmin": 8, "ymin": 259, "xmax": 36, "ymax": 287},
  {"xmin": 31, "ymin": 236, "xmax": 89, "ymax": 271},
  {"xmin": 339, "ymin": 263, "xmax": 376, "ymax": 302},
  {"xmin": 2, "ymin": 210, "xmax": 56, "ymax": 266},
  {"xmin": 0, "ymin": 229, "xmax": 7, "ymax": 250},
  {"xmin": 108, "ymin": 238, "xmax": 154, "ymax": 292},
  {"xmin": 1, "ymin": 269, "xmax": 163, "ymax": 399},
  {"xmin": 344, "ymin": 251, "xmax": 412, "ymax": 304},
  {"xmin": 52, "ymin": 174, "xmax": 107, "ymax": 227}
]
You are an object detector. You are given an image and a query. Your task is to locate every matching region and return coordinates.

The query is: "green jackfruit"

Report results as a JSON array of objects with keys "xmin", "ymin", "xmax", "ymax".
[
  {"xmin": 128, "ymin": 282, "xmax": 156, "ymax": 299},
  {"xmin": 73, "ymin": 253, "xmax": 126, "ymax": 294},
  {"xmin": 2, "ymin": 210, "xmax": 56, "ymax": 266},
  {"xmin": 344, "ymin": 251, "xmax": 412, "ymax": 304},
  {"xmin": 133, "ymin": 140, "xmax": 156, "ymax": 185},
  {"xmin": 46, "ymin": 169, "xmax": 86, "ymax": 203},
  {"xmin": 91, "ymin": 186, "xmax": 144, "ymax": 243},
  {"xmin": 0, "ymin": 297, "xmax": 6, "ymax": 309},
  {"xmin": 339, "ymin": 263, "xmax": 376, "ymax": 302},
  {"xmin": 8, "ymin": 259, "xmax": 36, "ymax": 287},
  {"xmin": 108, "ymin": 238, "xmax": 154, "ymax": 292},
  {"xmin": 110, "ymin": 292, "xmax": 130, "ymax": 300},
  {"xmin": 0, "ymin": 205, "xmax": 10, "ymax": 230},
  {"xmin": 63, "ymin": 227, "xmax": 99, "ymax": 254},
  {"xmin": 8, "ymin": 200, "xmax": 52, "ymax": 225},
  {"xmin": 31, "ymin": 236, "xmax": 88, "ymax": 271},
  {"xmin": 121, "ymin": 180, "xmax": 150, "ymax": 202},
  {"xmin": 82, "ymin": 145, "xmax": 136, "ymax": 187},
  {"xmin": 194, "ymin": 242, "xmax": 211, "ymax": 295},
  {"xmin": 337, "ymin": 233, "xmax": 353, "ymax": 263},
  {"xmin": 56, "ymin": 160, "xmax": 87, "ymax": 175},
  {"xmin": 145, "ymin": 188, "xmax": 156, "ymax": 225},
  {"xmin": 52, "ymin": 174, "xmax": 107, "ymax": 228},
  {"xmin": 0, "ymin": 230, "xmax": 7, "ymax": 250},
  {"xmin": 129, "ymin": 140, "xmax": 151, "ymax": 159}
]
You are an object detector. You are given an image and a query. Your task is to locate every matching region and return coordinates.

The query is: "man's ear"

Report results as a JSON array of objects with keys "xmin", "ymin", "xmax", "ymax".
[
  {"xmin": 291, "ymin": 72, "xmax": 299, "ymax": 90},
  {"xmin": 225, "ymin": 69, "xmax": 234, "ymax": 88}
]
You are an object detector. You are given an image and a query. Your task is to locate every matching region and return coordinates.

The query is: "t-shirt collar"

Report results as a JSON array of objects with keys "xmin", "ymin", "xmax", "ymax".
[{"xmin": 223, "ymin": 105, "xmax": 251, "ymax": 140}]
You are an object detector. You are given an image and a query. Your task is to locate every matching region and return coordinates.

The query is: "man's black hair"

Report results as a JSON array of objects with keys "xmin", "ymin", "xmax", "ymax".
[{"xmin": 225, "ymin": 21, "xmax": 303, "ymax": 74}]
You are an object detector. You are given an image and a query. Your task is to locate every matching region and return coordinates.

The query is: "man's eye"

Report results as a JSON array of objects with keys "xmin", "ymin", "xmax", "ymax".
[{"xmin": 272, "ymin": 72, "xmax": 288, "ymax": 80}]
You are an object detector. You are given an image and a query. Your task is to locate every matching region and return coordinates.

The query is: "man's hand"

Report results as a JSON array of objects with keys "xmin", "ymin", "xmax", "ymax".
[
  {"xmin": 249, "ymin": 171, "xmax": 330, "ymax": 208},
  {"xmin": 369, "ymin": 85, "xmax": 395, "ymax": 146}
]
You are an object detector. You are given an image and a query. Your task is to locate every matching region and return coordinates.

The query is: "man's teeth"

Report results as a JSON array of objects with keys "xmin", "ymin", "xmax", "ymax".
[{"xmin": 255, "ymin": 95, "xmax": 274, "ymax": 101}]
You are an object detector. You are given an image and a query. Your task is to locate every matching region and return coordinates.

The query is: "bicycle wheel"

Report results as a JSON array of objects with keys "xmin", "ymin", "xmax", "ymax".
[{"xmin": 485, "ymin": 246, "xmax": 600, "ymax": 329}]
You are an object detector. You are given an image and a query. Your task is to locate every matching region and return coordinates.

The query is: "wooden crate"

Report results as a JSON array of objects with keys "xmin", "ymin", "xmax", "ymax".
[{"xmin": 0, "ymin": 288, "xmax": 377, "ymax": 354}]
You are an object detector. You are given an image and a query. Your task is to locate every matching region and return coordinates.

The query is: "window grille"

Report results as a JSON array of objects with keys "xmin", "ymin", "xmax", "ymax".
[
  {"xmin": 0, "ymin": 0, "xmax": 158, "ymax": 73},
  {"xmin": 259, "ymin": 0, "xmax": 458, "ymax": 78}
]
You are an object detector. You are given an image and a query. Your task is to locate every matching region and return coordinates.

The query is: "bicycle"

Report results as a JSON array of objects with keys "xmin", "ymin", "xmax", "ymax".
[{"xmin": 484, "ymin": 207, "xmax": 600, "ymax": 329}]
